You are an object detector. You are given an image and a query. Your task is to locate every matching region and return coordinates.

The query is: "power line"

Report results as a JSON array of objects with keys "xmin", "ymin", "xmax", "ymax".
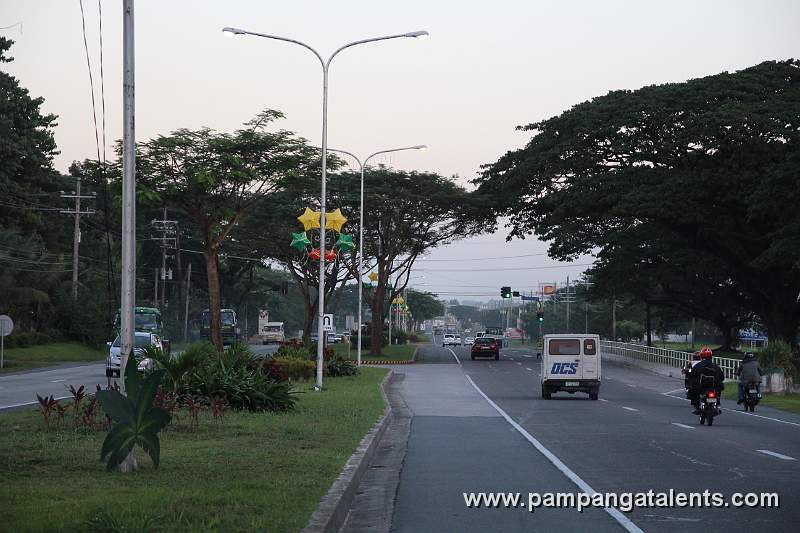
[
  {"xmin": 416, "ymin": 263, "xmax": 594, "ymax": 273},
  {"xmin": 413, "ymin": 252, "xmax": 550, "ymax": 262}
]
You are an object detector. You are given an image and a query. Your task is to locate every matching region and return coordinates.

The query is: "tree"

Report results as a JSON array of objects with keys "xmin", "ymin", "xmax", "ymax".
[
  {"xmin": 476, "ymin": 60, "xmax": 800, "ymax": 348},
  {"xmin": 134, "ymin": 110, "xmax": 318, "ymax": 351},
  {"xmin": 406, "ymin": 290, "xmax": 445, "ymax": 326},
  {"xmin": 330, "ymin": 167, "xmax": 484, "ymax": 356}
]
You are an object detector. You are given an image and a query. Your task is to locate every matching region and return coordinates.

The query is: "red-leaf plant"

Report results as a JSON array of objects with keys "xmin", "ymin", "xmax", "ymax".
[
  {"xmin": 66, "ymin": 385, "xmax": 86, "ymax": 427},
  {"xmin": 36, "ymin": 394, "xmax": 58, "ymax": 428}
]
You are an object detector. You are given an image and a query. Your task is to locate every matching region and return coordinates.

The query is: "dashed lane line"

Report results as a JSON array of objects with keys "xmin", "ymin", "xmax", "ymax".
[
  {"xmin": 671, "ymin": 423, "xmax": 694, "ymax": 430},
  {"xmin": 756, "ymin": 449, "xmax": 796, "ymax": 461},
  {"xmin": 621, "ymin": 406, "xmax": 639, "ymax": 412}
]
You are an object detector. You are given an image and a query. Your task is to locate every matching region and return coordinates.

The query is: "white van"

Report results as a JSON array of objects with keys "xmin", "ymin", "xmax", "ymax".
[{"xmin": 540, "ymin": 334, "xmax": 601, "ymax": 400}]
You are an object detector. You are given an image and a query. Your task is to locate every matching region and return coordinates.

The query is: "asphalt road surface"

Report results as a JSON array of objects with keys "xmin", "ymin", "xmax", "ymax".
[
  {"xmin": 0, "ymin": 343, "xmax": 279, "ymax": 411},
  {"xmin": 387, "ymin": 338, "xmax": 800, "ymax": 532}
]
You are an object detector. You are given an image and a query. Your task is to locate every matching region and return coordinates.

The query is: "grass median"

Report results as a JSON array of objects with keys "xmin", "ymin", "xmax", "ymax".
[
  {"xmin": 721, "ymin": 384, "xmax": 800, "ymax": 415},
  {"xmin": 332, "ymin": 342, "xmax": 419, "ymax": 362},
  {"xmin": 0, "ymin": 342, "xmax": 105, "ymax": 373},
  {"xmin": 0, "ymin": 367, "xmax": 389, "ymax": 532}
]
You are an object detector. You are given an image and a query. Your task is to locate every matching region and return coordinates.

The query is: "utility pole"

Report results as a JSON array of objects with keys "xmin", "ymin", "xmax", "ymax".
[
  {"xmin": 119, "ymin": 0, "xmax": 136, "ymax": 472},
  {"xmin": 612, "ymin": 298, "xmax": 617, "ymax": 341},
  {"xmin": 183, "ymin": 263, "xmax": 192, "ymax": 342},
  {"xmin": 60, "ymin": 177, "xmax": 95, "ymax": 300},
  {"xmin": 150, "ymin": 209, "xmax": 177, "ymax": 310},
  {"xmin": 691, "ymin": 317, "xmax": 696, "ymax": 349},
  {"xmin": 565, "ymin": 275, "xmax": 570, "ymax": 333},
  {"xmin": 154, "ymin": 268, "xmax": 158, "ymax": 307}
]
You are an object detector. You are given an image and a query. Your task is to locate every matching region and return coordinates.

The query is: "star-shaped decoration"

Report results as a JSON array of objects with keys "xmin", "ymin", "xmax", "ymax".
[
  {"xmin": 325, "ymin": 208, "xmax": 347, "ymax": 232},
  {"xmin": 324, "ymin": 249, "xmax": 336, "ymax": 262},
  {"xmin": 334, "ymin": 234, "xmax": 355, "ymax": 252},
  {"xmin": 308, "ymin": 248, "xmax": 321, "ymax": 261},
  {"xmin": 368, "ymin": 271, "xmax": 379, "ymax": 282},
  {"xmin": 297, "ymin": 207, "xmax": 321, "ymax": 231},
  {"xmin": 290, "ymin": 231, "xmax": 311, "ymax": 252}
]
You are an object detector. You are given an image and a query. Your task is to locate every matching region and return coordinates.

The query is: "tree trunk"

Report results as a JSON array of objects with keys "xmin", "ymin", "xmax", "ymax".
[
  {"xmin": 204, "ymin": 245, "xmax": 223, "ymax": 352},
  {"xmin": 720, "ymin": 326, "xmax": 734, "ymax": 352},
  {"xmin": 370, "ymin": 284, "xmax": 386, "ymax": 357},
  {"xmin": 302, "ymin": 301, "xmax": 315, "ymax": 346},
  {"xmin": 645, "ymin": 301, "xmax": 652, "ymax": 347}
]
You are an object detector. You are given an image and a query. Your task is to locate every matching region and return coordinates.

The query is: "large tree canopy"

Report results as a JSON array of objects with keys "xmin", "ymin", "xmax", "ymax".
[{"xmin": 476, "ymin": 60, "xmax": 800, "ymax": 347}]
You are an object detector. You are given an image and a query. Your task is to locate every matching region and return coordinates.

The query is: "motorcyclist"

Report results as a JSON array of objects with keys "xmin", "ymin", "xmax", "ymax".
[
  {"xmin": 736, "ymin": 352, "xmax": 763, "ymax": 404},
  {"xmin": 688, "ymin": 347, "xmax": 725, "ymax": 415}
]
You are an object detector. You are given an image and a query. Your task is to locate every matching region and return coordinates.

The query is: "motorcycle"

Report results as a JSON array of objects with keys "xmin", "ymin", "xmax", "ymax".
[
  {"xmin": 742, "ymin": 381, "xmax": 761, "ymax": 412},
  {"xmin": 699, "ymin": 388, "xmax": 720, "ymax": 426}
]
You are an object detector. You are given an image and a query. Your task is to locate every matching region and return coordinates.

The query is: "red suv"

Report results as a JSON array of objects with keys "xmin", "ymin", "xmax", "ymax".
[{"xmin": 471, "ymin": 337, "xmax": 500, "ymax": 360}]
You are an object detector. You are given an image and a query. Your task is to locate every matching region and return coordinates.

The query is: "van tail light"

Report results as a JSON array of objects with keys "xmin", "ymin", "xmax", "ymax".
[{"xmin": 708, "ymin": 391, "xmax": 716, "ymax": 398}]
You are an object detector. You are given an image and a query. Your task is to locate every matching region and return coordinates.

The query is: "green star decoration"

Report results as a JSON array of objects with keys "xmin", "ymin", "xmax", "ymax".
[
  {"xmin": 334, "ymin": 233, "xmax": 355, "ymax": 252},
  {"xmin": 290, "ymin": 231, "xmax": 311, "ymax": 252}
]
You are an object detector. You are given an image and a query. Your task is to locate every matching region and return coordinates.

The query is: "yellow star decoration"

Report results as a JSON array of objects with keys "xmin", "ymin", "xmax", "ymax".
[
  {"xmin": 368, "ymin": 271, "xmax": 379, "ymax": 282},
  {"xmin": 325, "ymin": 208, "xmax": 348, "ymax": 232},
  {"xmin": 297, "ymin": 208, "xmax": 321, "ymax": 231}
]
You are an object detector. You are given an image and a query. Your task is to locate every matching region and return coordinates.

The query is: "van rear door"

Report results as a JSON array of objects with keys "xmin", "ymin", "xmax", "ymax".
[
  {"xmin": 546, "ymin": 338, "xmax": 582, "ymax": 380},
  {"xmin": 582, "ymin": 337, "xmax": 598, "ymax": 380}
]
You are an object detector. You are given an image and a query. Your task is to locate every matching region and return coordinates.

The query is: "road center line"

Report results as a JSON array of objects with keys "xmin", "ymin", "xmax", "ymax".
[
  {"xmin": 464, "ymin": 374, "xmax": 644, "ymax": 533},
  {"xmin": 50, "ymin": 379, "xmax": 65, "ymax": 383},
  {"xmin": 671, "ymin": 422, "xmax": 694, "ymax": 430},
  {"xmin": 525, "ymin": 367, "xmax": 533, "ymax": 371},
  {"xmin": 622, "ymin": 406, "xmax": 639, "ymax": 412},
  {"xmin": 598, "ymin": 398, "xmax": 609, "ymax": 402},
  {"xmin": 756, "ymin": 449, "xmax": 797, "ymax": 461},
  {"xmin": 447, "ymin": 348, "xmax": 462, "ymax": 367}
]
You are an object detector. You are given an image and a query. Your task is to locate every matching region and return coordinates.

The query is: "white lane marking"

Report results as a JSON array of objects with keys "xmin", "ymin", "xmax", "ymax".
[
  {"xmin": 671, "ymin": 423, "xmax": 694, "ymax": 430},
  {"xmin": 508, "ymin": 357, "xmax": 515, "ymax": 361},
  {"xmin": 756, "ymin": 449, "xmax": 796, "ymax": 461},
  {"xmin": 521, "ymin": 354, "xmax": 533, "ymax": 358},
  {"xmin": 464, "ymin": 374, "xmax": 644, "ymax": 533},
  {"xmin": 0, "ymin": 395, "xmax": 71, "ymax": 411},
  {"xmin": 627, "ymin": 384, "xmax": 637, "ymax": 388},
  {"xmin": 516, "ymin": 362, "xmax": 523, "ymax": 366},
  {"xmin": 526, "ymin": 367, "xmax": 533, "ymax": 371},
  {"xmin": 598, "ymin": 398, "xmax": 609, "ymax": 402},
  {"xmin": 664, "ymin": 388, "xmax": 685, "ymax": 395},
  {"xmin": 662, "ymin": 391, "xmax": 800, "ymax": 428},
  {"xmin": 447, "ymin": 348, "xmax": 462, "ymax": 367},
  {"xmin": 622, "ymin": 406, "xmax": 639, "ymax": 412},
  {"xmin": 50, "ymin": 379, "xmax": 65, "ymax": 383}
]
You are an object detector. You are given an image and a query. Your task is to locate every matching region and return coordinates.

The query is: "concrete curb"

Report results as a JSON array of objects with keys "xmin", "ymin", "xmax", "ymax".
[{"xmin": 303, "ymin": 370, "xmax": 396, "ymax": 533}]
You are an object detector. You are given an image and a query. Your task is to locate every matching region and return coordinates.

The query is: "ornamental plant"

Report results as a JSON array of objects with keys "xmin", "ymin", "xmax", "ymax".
[{"xmin": 96, "ymin": 355, "xmax": 171, "ymax": 471}]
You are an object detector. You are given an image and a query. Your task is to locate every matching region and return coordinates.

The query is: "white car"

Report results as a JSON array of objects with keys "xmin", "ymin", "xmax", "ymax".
[
  {"xmin": 106, "ymin": 331, "xmax": 161, "ymax": 377},
  {"xmin": 442, "ymin": 334, "xmax": 457, "ymax": 346},
  {"xmin": 453, "ymin": 335, "xmax": 462, "ymax": 346},
  {"xmin": 465, "ymin": 336, "xmax": 475, "ymax": 345}
]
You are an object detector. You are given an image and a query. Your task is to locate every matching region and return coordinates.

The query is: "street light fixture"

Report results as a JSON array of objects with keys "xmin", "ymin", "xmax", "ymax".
[
  {"xmin": 327, "ymin": 145, "xmax": 427, "ymax": 367},
  {"xmin": 222, "ymin": 26, "xmax": 428, "ymax": 390}
]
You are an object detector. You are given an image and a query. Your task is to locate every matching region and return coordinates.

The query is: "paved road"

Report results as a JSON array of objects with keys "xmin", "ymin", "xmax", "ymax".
[
  {"xmin": 386, "ymin": 340, "xmax": 800, "ymax": 532},
  {"xmin": 0, "ymin": 343, "xmax": 279, "ymax": 411}
]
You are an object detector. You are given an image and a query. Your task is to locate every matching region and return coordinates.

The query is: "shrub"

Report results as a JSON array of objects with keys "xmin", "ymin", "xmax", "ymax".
[
  {"xmin": 149, "ymin": 343, "xmax": 210, "ymax": 392},
  {"xmin": 759, "ymin": 340, "xmax": 799, "ymax": 380},
  {"xmin": 275, "ymin": 342, "xmax": 312, "ymax": 360},
  {"xmin": 274, "ymin": 356, "xmax": 317, "ymax": 381},
  {"xmin": 327, "ymin": 356, "xmax": 359, "ymax": 377},
  {"xmin": 250, "ymin": 357, "xmax": 289, "ymax": 383}
]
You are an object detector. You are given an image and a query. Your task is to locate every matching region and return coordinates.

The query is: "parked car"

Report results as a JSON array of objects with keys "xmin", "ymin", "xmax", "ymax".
[
  {"xmin": 106, "ymin": 331, "xmax": 161, "ymax": 377},
  {"xmin": 465, "ymin": 336, "xmax": 475, "ymax": 345},
  {"xmin": 471, "ymin": 337, "xmax": 500, "ymax": 360}
]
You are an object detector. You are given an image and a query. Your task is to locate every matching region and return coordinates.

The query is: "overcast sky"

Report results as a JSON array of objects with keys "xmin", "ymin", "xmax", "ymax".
[{"xmin": 2, "ymin": 0, "xmax": 799, "ymax": 302}]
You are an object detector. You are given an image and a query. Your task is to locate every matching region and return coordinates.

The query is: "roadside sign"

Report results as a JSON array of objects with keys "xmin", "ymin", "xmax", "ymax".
[
  {"xmin": 321, "ymin": 314, "xmax": 334, "ymax": 332},
  {"xmin": 521, "ymin": 295, "xmax": 539, "ymax": 302},
  {"xmin": 0, "ymin": 314, "xmax": 13, "ymax": 370}
]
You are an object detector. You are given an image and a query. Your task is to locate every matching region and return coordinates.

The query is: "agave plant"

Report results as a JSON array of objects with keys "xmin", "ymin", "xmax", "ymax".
[{"xmin": 96, "ymin": 354, "xmax": 171, "ymax": 471}]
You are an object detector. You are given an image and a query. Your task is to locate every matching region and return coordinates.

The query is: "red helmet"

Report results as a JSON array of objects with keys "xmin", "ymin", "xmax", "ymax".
[{"xmin": 699, "ymin": 347, "xmax": 713, "ymax": 359}]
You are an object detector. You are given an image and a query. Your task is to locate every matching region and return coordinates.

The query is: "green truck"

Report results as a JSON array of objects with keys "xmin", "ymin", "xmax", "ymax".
[
  {"xmin": 200, "ymin": 308, "xmax": 240, "ymax": 346},
  {"xmin": 112, "ymin": 306, "xmax": 171, "ymax": 353}
]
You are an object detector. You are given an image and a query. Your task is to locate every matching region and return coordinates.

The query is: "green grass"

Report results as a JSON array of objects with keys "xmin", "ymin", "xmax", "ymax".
[
  {"xmin": 0, "ymin": 342, "xmax": 105, "ymax": 373},
  {"xmin": 0, "ymin": 367, "xmax": 389, "ymax": 532},
  {"xmin": 721, "ymin": 384, "xmax": 800, "ymax": 415},
  {"xmin": 332, "ymin": 343, "xmax": 419, "ymax": 361}
]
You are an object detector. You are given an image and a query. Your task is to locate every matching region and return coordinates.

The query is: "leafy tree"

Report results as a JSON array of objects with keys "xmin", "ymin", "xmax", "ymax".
[
  {"xmin": 406, "ymin": 289, "xmax": 445, "ymax": 325},
  {"xmin": 133, "ymin": 110, "xmax": 318, "ymax": 351},
  {"xmin": 477, "ymin": 60, "xmax": 800, "ymax": 348},
  {"xmin": 328, "ymin": 167, "xmax": 484, "ymax": 355}
]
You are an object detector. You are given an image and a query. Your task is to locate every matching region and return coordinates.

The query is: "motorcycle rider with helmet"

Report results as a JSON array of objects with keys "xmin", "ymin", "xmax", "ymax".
[
  {"xmin": 688, "ymin": 347, "xmax": 725, "ymax": 415},
  {"xmin": 736, "ymin": 352, "xmax": 763, "ymax": 404}
]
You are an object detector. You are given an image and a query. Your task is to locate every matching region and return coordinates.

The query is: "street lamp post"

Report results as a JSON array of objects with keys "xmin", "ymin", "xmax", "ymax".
[
  {"xmin": 327, "ymin": 146, "xmax": 426, "ymax": 366},
  {"xmin": 221, "ymin": 27, "xmax": 428, "ymax": 390}
]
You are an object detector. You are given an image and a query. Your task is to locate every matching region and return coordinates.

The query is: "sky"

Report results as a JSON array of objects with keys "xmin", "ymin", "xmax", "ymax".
[{"xmin": 2, "ymin": 0, "xmax": 799, "ymax": 302}]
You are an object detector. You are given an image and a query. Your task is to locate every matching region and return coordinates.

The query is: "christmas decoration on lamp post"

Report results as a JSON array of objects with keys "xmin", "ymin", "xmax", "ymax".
[{"xmin": 290, "ymin": 206, "xmax": 354, "ymax": 266}]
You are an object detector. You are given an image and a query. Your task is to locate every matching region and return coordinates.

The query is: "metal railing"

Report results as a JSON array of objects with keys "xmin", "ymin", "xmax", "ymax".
[{"xmin": 600, "ymin": 340, "xmax": 740, "ymax": 380}]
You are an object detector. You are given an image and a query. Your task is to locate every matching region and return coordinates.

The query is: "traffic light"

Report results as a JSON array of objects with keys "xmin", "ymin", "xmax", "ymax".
[
  {"xmin": 536, "ymin": 310, "xmax": 544, "ymax": 322},
  {"xmin": 512, "ymin": 291, "xmax": 520, "ymax": 297},
  {"xmin": 501, "ymin": 286, "xmax": 512, "ymax": 299}
]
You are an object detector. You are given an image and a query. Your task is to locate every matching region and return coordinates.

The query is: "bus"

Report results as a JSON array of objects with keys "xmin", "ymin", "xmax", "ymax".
[{"xmin": 200, "ymin": 308, "xmax": 239, "ymax": 346}]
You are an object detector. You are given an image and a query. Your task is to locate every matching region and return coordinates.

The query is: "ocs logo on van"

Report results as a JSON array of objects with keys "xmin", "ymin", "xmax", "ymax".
[{"xmin": 551, "ymin": 362, "xmax": 578, "ymax": 375}]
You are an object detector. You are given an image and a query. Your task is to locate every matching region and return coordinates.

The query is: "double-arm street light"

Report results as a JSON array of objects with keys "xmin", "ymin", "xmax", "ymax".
[
  {"xmin": 327, "ymin": 146, "xmax": 427, "ymax": 366},
  {"xmin": 222, "ymin": 26, "xmax": 428, "ymax": 390}
]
